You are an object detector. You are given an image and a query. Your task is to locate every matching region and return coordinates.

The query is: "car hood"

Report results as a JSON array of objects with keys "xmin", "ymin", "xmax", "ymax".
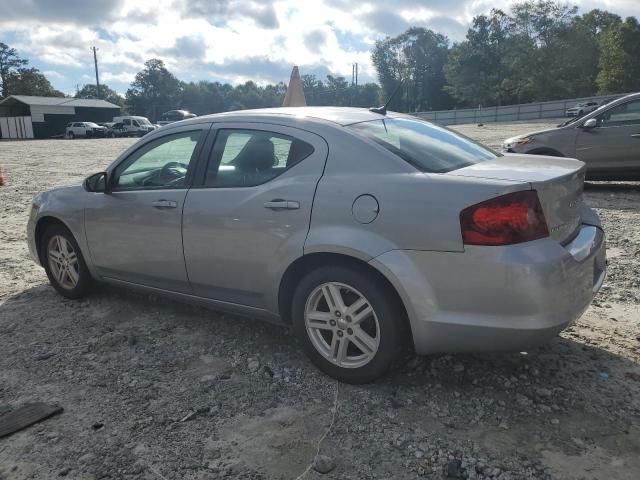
[{"xmin": 504, "ymin": 127, "xmax": 558, "ymax": 143}]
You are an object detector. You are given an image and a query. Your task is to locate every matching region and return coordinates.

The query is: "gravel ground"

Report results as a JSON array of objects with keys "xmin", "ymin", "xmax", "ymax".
[{"xmin": 1, "ymin": 120, "xmax": 639, "ymax": 480}]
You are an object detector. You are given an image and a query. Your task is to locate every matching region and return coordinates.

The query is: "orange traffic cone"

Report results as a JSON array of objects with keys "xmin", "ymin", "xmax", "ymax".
[{"xmin": 0, "ymin": 167, "xmax": 5, "ymax": 186}]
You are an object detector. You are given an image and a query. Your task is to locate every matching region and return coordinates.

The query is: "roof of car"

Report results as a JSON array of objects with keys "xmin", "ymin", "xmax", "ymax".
[{"xmin": 191, "ymin": 106, "xmax": 410, "ymax": 127}]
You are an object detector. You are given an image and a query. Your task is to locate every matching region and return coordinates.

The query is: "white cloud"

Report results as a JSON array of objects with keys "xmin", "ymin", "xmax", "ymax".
[
  {"xmin": 101, "ymin": 71, "xmax": 136, "ymax": 83},
  {"xmin": 0, "ymin": 0, "xmax": 636, "ymax": 92},
  {"xmin": 43, "ymin": 70, "xmax": 65, "ymax": 79}
]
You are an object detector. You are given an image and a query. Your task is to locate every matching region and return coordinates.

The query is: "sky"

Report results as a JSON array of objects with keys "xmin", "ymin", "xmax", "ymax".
[{"xmin": 0, "ymin": 0, "xmax": 638, "ymax": 96}]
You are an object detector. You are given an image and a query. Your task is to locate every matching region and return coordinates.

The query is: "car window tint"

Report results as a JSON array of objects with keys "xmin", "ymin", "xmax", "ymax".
[
  {"xmin": 601, "ymin": 100, "xmax": 640, "ymax": 126},
  {"xmin": 123, "ymin": 119, "xmax": 131, "ymax": 125},
  {"xmin": 348, "ymin": 118, "xmax": 499, "ymax": 173},
  {"xmin": 204, "ymin": 129, "xmax": 314, "ymax": 187},
  {"xmin": 113, "ymin": 131, "xmax": 201, "ymax": 190}
]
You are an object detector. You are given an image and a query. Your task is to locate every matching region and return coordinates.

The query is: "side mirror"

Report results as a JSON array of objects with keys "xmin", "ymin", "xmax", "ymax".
[
  {"xmin": 84, "ymin": 172, "xmax": 108, "ymax": 193},
  {"xmin": 582, "ymin": 118, "xmax": 598, "ymax": 129}
]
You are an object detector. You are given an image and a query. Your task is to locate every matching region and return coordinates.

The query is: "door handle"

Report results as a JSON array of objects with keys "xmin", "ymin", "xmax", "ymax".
[
  {"xmin": 263, "ymin": 200, "xmax": 300, "ymax": 210},
  {"xmin": 152, "ymin": 200, "xmax": 177, "ymax": 209}
]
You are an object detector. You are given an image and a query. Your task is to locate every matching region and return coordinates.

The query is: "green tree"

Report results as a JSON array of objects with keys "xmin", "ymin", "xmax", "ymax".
[
  {"xmin": 4, "ymin": 68, "xmax": 65, "ymax": 97},
  {"xmin": 372, "ymin": 27, "xmax": 451, "ymax": 112},
  {"xmin": 76, "ymin": 83, "xmax": 124, "ymax": 107},
  {"xmin": 126, "ymin": 59, "xmax": 182, "ymax": 120},
  {"xmin": 0, "ymin": 42, "xmax": 28, "ymax": 98},
  {"xmin": 597, "ymin": 17, "xmax": 640, "ymax": 93},
  {"xmin": 445, "ymin": 10, "xmax": 529, "ymax": 106}
]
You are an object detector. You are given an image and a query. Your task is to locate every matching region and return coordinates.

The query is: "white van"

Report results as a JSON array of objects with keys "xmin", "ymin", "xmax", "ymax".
[{"xmin": 112, "ymin": 116, "xmax": 157, "ymax": 136}]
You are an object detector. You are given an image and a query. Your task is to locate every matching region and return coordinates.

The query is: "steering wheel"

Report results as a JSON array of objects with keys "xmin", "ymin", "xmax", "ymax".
[{"xmin": 141, "ymin": 162, "xmax": 188, "ymax": 187}]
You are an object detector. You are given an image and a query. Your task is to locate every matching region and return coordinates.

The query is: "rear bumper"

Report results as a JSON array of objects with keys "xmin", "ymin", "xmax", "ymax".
[{"xmin": 370, "ymin": 223, "xmax": 606, "ymax": 355}]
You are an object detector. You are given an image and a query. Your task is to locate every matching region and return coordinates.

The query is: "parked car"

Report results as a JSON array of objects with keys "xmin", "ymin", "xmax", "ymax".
[
  {"xmin": 28, "ymin": 107, "xmax": 606, "ymax": 383},
  {"xmin": 504, "ymin": 92, "xmax": 640, "ymax": 180},
  {"xmin": 65, "ymin": 122, "xmax": 108, "ymax": 139},
  {"xmin": 112, "ymin": 116, "xmax": 157, "ymax": 136},
  {"xmin": 106, "ymin": 122, "xmax": 131, "ymax": 138},
  {"xmin": 157, "ymin": 109, "xmax": 197, "ymax": 126},
  {"xmin": 566, "ymin": 101, "xmax": 599, "ymax": 117}
]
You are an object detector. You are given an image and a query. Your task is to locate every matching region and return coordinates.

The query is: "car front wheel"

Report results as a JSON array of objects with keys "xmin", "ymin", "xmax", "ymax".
[
  {"xmin": 42, "ymin": 224, "xmax": 93, "ymax": 299},
  {"xmin": 68, "ymin": 132, "xmax": 74, "ymax": 139},
  {"xmin": 292, "ymin": 265, "xmax": 408, "ymax": 383}
]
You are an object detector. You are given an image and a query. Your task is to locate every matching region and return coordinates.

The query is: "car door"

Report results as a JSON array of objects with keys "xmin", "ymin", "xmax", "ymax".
[
  {"xmin": 576, "ymin": 98, "xmax": 640, "ymax": 174},
  {"xmin": 84, "ymin": 124, "xmax": 211, "ymax": 292},
  {"xmin": 182, "ymin": 123, "xmax": 328, "ymax": 309},
  {"xmin": 122, "ymin": 118, "xmax": 134, "ymax": 135}
]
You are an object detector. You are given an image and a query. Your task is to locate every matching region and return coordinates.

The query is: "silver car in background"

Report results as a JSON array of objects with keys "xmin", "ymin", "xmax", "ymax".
[
  {"xmin": 565, "ymin": 101, "xmax": 599, "ymax": 117},
  {"xmin": 27, "ymin": 107, "xmax": 606, "ymax": 383},
  {"xmin": 504, "ymin": 92, "xmax": 640, "ymax": 180}
]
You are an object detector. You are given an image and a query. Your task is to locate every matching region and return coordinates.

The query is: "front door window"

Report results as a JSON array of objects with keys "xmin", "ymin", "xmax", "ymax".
[{"xmin": 112, "ymin": 131, "xmax": 201, "ymax": 190}]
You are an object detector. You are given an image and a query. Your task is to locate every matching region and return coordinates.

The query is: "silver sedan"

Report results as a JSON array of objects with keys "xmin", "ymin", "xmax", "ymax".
[{"xmin": 27, "ymin": 107, "xmax": 606, "ymax": 383}]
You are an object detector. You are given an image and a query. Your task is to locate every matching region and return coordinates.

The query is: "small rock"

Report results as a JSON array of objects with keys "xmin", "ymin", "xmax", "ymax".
[
  {"xmin": 536, "ymin": 388, "xmax": 552, "ymax": 398},
  {"xmin": 261, "ymin": 365, "xmax": 274, "ymax": 377},
  {"xmin": 58, "ymin": 468, "xmax": 71, "ymax": 477},
  {"xmin": 34, "ymin": 352, "xmax": 55, "ymax": 361},
  {"xmin": 550, "ymin": 418, "xmax": 560, "ymax": 425},
  {"xmin": 445, "ymin": 459, "xmax": 463, "ymax": 478},
  {"xmin": 406, "ymin": 356, "xmax": 420, "ymax": 370},
  {"xmin": 91, "ymin": 422, "xmax": 104, "ymax": 431},
  {"xmin": 313, "ymin": 454, "xmax": 335, "ymax": 474},
  {"xmin": 453, "ymin": 363, "xmax": 465, "ymax": 373},
  {"xmin": 248, "ymin": 359, "xmax": 260, "ymax": 372},
  {"xmin": 78, "ymin": 453, "xmax": 95, "ymax": 464}
]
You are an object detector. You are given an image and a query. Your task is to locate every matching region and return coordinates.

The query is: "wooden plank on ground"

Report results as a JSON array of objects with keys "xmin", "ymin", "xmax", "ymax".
[{"xmin": 0, "ymin": 403, "xmax": 63, "ymax": 438}]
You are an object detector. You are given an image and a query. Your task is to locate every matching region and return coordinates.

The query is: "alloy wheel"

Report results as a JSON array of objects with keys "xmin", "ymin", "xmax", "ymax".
[
  {"xmin": 304, "ymin": 282, "xmax": 380, "ymax": 369},
  {"xmin": 47, "ymin": 235, "xmax": 80, "ymax": 290}
]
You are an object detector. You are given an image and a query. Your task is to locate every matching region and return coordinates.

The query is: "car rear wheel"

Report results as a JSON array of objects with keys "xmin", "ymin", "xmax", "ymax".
[
  {"xmin": 42, "ymin": 224, "xmax": 93, "ymax": 299},
  {"xmin": 292, "ymin": 265, "xmax": 407, "ymax": 383}
]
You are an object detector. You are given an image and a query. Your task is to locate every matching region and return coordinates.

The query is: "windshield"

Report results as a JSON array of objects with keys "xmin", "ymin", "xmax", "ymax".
[
  {"xmin": 348, "ymin": 117, "xmax": 499, "ymax": 173},
  {"xmin": 85, "ymin": 122, "xmax": 99, "ymax": 127},
  {"xmin": 137, "ymin": 118, "xmax": 152, "ymax": 126}
]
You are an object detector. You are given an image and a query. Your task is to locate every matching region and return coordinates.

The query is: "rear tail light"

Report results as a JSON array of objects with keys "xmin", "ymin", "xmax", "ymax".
[{"xmin": 460, "ymin": 190, "xmax": 549, "ymax": 246}]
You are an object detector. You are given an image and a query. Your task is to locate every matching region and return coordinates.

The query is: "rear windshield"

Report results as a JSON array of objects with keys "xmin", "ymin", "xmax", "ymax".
[{"xmin": 348, "ymin": 117, "xmax": 499, "ymax": 173}]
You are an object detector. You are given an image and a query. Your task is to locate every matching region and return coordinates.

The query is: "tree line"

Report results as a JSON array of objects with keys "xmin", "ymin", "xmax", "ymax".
[
  {"xmin": 374, "ymin": 3, "xmax": 640, "ymax": 111},
  {"xmin": 1, "ymin": 1, "xmax": 639, "ymax": 117}
]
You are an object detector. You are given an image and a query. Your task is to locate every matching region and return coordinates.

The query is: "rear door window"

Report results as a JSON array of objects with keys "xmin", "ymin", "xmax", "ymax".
[
  {"xmin": 204, "ymin": 129, "xmax": 314, "ymax": 187},
  {"xmin": 348, "ymin": 117, "xmax": 499, "ymax": 173}
]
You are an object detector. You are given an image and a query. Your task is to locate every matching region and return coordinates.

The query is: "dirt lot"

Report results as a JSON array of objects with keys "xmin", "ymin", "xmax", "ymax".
[{"xmin": 1, "ymin": 120, "xmax": 639, "ymax": 480}]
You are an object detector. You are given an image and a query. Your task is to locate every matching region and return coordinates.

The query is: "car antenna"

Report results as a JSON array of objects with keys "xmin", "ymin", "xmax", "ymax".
[{"xmin": 369, "ymin": 82, "xmax": 403, "ymax": 115}]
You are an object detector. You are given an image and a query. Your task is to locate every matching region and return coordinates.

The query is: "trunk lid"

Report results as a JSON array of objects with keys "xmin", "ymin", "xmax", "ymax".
[{"xmin": 448, "ymin": 154, "xmax": 586, "ymax": 243}]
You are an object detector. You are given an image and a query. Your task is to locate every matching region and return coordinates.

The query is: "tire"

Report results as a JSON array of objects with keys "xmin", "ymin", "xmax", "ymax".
[
  {"xmin": 578, "ymin": 110, "xmax": 583, "ymax": 116},
  {"xmin": 68, "ymin": 132, "xmax": 74, "ymax": 139},
  {"xmin": 292, "ymin": 265, "xmax": 408, "ymax": 384},
  {"xmin": 41, "ymin": 223, "xmax": 93, "ymax": 299}
]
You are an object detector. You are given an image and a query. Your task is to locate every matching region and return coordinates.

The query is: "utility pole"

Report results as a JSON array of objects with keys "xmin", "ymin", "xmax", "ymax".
[{"xmin": 92, "ymin": 46, "xmax": 100, "ymax": 98}]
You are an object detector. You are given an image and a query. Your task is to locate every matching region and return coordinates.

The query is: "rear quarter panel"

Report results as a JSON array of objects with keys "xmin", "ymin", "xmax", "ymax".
[{"xmin": 306, "ymin": 131, "xmax": 530, "ymax": 258}]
